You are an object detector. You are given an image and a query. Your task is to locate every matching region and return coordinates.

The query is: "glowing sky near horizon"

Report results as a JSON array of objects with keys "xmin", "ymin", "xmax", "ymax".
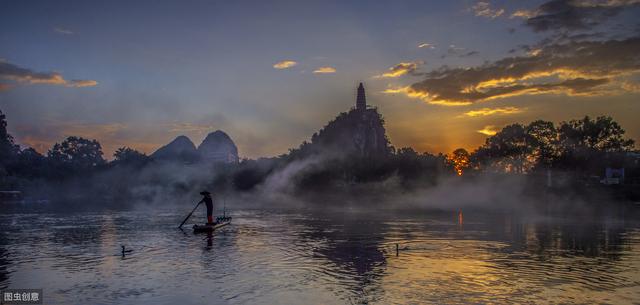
[{"xmin": 1, "ymin": 0, "xmax": 639, "ymax": 158}]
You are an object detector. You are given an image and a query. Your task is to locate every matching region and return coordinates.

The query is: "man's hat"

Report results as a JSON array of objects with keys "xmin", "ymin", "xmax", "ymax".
[{"xmin": 200, "ymin": 191, "xmax": 211, "ymax": 195}]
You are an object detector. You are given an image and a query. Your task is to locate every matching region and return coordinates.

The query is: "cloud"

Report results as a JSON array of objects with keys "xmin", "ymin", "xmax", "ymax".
[
  {"xmin": 448, "ymin": 44, "xmax": 466, "ymax": 54},
  {"xmin": 517, "ymin": 0, "xmax": 640, "ymax": 32},
  {"xmin": 460, "ymin": 51, "xmax": 479, "ymax": 57},
  {"xmin": 374, "ymin": 62, "xmax": 421, "ymax": 78},
  {"xmin": 54, "ymin": 27, "xmax": 73, "ymax": 35},
  {"xmin": 382, "ymin": 87, "xmax": 472, "ymax": 106},
  {"xmin": 511, "ymin": 9, "xmax": 537, "ymax": 19},
  {"xmin": 418, "ymin": 43, "xmax": 435, "ymax": 49},
  {"xmin": 67, "ymin": 80, "xmax": 98, "ymax": 88},
  {"xmin": 0, "ymin": 60, "xmax": 97, "ymax": 89},
  {"xmin": 387, "ymin": 37, "xmax": 640, "ymax": 105},
  {"xmin": 622, "ymin": 81, "xmax": 640, "ymax": 92},
  {"xmin": 273, "ymin": 60, "xmax": 297, "ymax": 69},
  {"xmin": 477, "ymin": 125, "xmax": 499, "ymax": 136},
  {"xmin": 439, "ymin": 45, "xmax": 472, "ymax": 59},
  {"xmin": 462, "ymin": 107, "xmax": 523, "ymax": 117},
  {"xmin": 471, "ymin": 1, "xmax": 505, "ymax": 19},
  {"xmin": 313, "ymin": 66, "xmax": 336, "ymax": 74},
  {"xmin": 0, "ymin": 83, "xmax": 12, "ymax": 91}
]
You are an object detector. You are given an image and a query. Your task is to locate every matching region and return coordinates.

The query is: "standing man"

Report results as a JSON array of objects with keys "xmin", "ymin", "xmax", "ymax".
[{"xmin": 200, "ymin": 191, "xmax": 214, "ymax": 224}]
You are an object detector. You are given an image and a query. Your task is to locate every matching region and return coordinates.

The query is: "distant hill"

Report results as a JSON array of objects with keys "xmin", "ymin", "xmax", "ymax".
[
  {"xmin": 151, "ymin": 131, "xmax": 239, "ymax": 164},
  {"xmin": 197, "ymin": 130, "xmax": 239, "ymax": 163},
  {"xmin": 151, "ymin": 135, "xmax": 199, "ymax": 163}
]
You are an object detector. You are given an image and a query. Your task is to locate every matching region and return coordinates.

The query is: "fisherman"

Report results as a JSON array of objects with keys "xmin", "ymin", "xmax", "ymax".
[{"xmin": 199, "ymin": 191, "xmax": 214, "ymax": 224}]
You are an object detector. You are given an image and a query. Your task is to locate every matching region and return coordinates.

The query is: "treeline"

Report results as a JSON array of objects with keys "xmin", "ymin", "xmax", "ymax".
[
  {"xmin": 1, "ymin": 108, "xmax": 638, "ymax": 204},
  {"xmin": 447, "ymin": 116, "xmax": 638, "ymax": 180}
]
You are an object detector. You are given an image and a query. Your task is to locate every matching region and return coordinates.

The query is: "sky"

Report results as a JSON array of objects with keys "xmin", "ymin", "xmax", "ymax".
[{"xmin": 1, "ymin": 0, "xmax": 639, "ymax": 159}]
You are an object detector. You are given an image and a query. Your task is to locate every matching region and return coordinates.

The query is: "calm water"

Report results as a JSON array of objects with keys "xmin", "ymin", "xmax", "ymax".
[{"xmin": 1, "ymin": 205, "xmax": 639, "ymax": 304}]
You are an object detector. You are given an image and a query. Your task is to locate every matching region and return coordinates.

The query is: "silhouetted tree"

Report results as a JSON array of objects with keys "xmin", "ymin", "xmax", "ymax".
[
  {"xmin": 47, "ymin": 136, "xmax": 106, "ymax": 176},
  {"xmin": 0, "ymin": 110, "xmax": 19, "ymax": 169},
  {"xmin": 473, "ymin": 124, "xmax": 534, "ymax": 173},
  {"xmin": 525, "ymin": 120, "xmax": 558, "ymax": 170},
  {"xmin": 112, "ymin": 147, "xmax": 151, "ymax": 167},
  {"xmin": 447, "ymin": 148, "xmax": 470, "ymax": 176},
  {"xmin": 555, "ymin": 116, "xmax": 635, "ymax": 172},
  {"xmin": 9, "ymin": 148, "xmax": 46, "ymax": 179},
  {"xmin": 558, "ymin": 116, "xmax": 634, "ymax": 153},
  {"xmin": 472, "ymin": 116, "xmax": 635, "ymax": 176}
]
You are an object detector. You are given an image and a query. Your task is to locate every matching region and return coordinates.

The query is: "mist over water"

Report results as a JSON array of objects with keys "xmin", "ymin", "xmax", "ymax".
[{"xmin": 1, "ymin": 201, "xmax": 639, "ymax": 305}]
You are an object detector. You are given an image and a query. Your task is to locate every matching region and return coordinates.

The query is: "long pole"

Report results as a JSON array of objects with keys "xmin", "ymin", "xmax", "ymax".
[{"xmin": 178, "ymin": 201, "xmax": 202, "ymax": 229}]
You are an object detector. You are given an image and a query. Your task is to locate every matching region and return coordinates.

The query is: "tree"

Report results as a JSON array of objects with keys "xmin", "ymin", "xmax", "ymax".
[
  {"xmin": 112, "ymin": 147, "xmax": 150, "ymax": 167},
  {"xmin": 47, "ymin": 136, "xmax": 106, "ymax": 174},
  {"xmin": 525, "ymin": 120, "xmax": 558, "ymax": 169},
  {"xmin": 472, "ymin": 124, "xmax": 534, "ymax": 173},
  {"xmin": 555, "ymin": 116, "xmax": 635, "ymax": 172},
  {"xmin": 447, "ymin": 148, "xmax": 470, "ymax": 176},
  {"xmin": 0, "ymin": 110, "xmax": 19, "ymax": 168},
  {"xmin": 9, "ymin": 148, "xmax": 46, "ymax": 178},
  {"xmin": 558, "ymin": 116, "xmax": 634, "ymax": 153}
]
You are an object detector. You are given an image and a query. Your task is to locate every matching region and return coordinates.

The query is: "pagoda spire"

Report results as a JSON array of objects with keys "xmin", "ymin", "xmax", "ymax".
[{"xmin": 356, "ymin": 82, "xmax": 366, "ymax": 111}]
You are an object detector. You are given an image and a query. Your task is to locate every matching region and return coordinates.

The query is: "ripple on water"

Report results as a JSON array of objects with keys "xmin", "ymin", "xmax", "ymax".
[{"xmin": 0, "ymin": 208, "xmax": 639, "ymax": 304}]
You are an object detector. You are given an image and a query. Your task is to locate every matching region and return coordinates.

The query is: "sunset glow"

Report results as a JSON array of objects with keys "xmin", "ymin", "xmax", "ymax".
[{"xmin": 0, "ymin": 1, "xmax": 638, "ymax": 159}]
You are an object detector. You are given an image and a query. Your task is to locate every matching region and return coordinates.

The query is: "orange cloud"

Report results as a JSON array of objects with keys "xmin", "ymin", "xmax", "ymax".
[
  {"xmin": 399, "ymin": 37, "xmax": 640, "ymax": 105},
  {"xmin": 273, "ymin": 60, "xmax": 297, "ymax": 69},
  {"xmin": 375, "ymin": 62, "xmax": 421, "ymax": 78},
  {"xmin": 510, "ymin": 9, "xmax": 536, "ymax": 19},
  {"xmin": 0, "ymin": 83, "xmax": 12, "ymax": 91},
  {"xmin": 622, "ymin": 81, "xmax": 640, "ymax": 92},
  {"xmin": 313, "ymin": 66, "xmax": 336, "ymax": 74},
  {"xmin": 0, "ymin": 60, "xmax": 97, "ymax": 89},
  {"xmin": 462, "ymin": 107, "xmax": 523, "ymax": 117},
  {"xmin": 477, "ymin": 125, "xmax": 498, "ymax": 136},
  {"xmin": 383, "ymin": 86, "xmax": 472, "ymax": 106}
]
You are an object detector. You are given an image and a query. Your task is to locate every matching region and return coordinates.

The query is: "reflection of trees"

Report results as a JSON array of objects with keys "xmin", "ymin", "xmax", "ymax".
[
  {"xmin": 528, "ymin": 222, "xmax": 627, "ymax": 259},
  {"xmin": 292, "ymin": 214, "xmax": 388, "ymax": 303},
  {"xmin": 489, "ymin": 213, "xmax": 630, "ymax": 259},
  {"xmin": 480, "ymin": 213, "xmax": 638, "ymax": 293}
]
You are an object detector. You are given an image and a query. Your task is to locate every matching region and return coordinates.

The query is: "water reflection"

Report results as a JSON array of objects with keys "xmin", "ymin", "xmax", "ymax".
[
  {"xmin": 0, "ymin": 232, "xmax": 11, "ymax": 289},
  {"xmin": 292, "ymin": 215, "xmax": 388, "ymax": 303},
  {"xmin": 0, "ymin": 207, "xmax": 638, "ymax": 304}
]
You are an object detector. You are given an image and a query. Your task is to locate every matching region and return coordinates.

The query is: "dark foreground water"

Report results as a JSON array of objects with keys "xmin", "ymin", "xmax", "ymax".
[{"xmin": 0, "ymin": 204, "xmax": 639, "ymax": 305}]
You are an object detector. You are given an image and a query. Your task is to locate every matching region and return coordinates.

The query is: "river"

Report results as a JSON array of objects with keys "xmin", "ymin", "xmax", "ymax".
[{"xmin": 0, "ymin": 204, "xmax": 639, "ymax": 304}]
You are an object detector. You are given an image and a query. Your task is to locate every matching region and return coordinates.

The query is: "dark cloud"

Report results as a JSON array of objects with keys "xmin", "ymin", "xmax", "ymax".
[
  {"xmin": 520, "ymin": 0, "xmax": 640, "ymax": 32},
  {"xmin": 385, "ymin": 37, "xmax": 640, "ymax": 105},
  {"xmin": 0, "ymin": 60, "xmax": 96, "ymax": 88},
  {"xmin": 460, "ymin": 51, "xmax": 479, "ymax": 58}
]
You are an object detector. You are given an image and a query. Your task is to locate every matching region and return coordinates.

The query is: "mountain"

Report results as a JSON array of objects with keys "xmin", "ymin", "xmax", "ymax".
[
  {"xmin": 197, "ymin": 130, "xmax": 239, "ymax": 163},
  {"xmin": 151, "ymin": 135, "xmax": 199, "ymax": 163},
  {"xmin": 297, "ymin": 108, "xmax": 392, "ymax": 159}
]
